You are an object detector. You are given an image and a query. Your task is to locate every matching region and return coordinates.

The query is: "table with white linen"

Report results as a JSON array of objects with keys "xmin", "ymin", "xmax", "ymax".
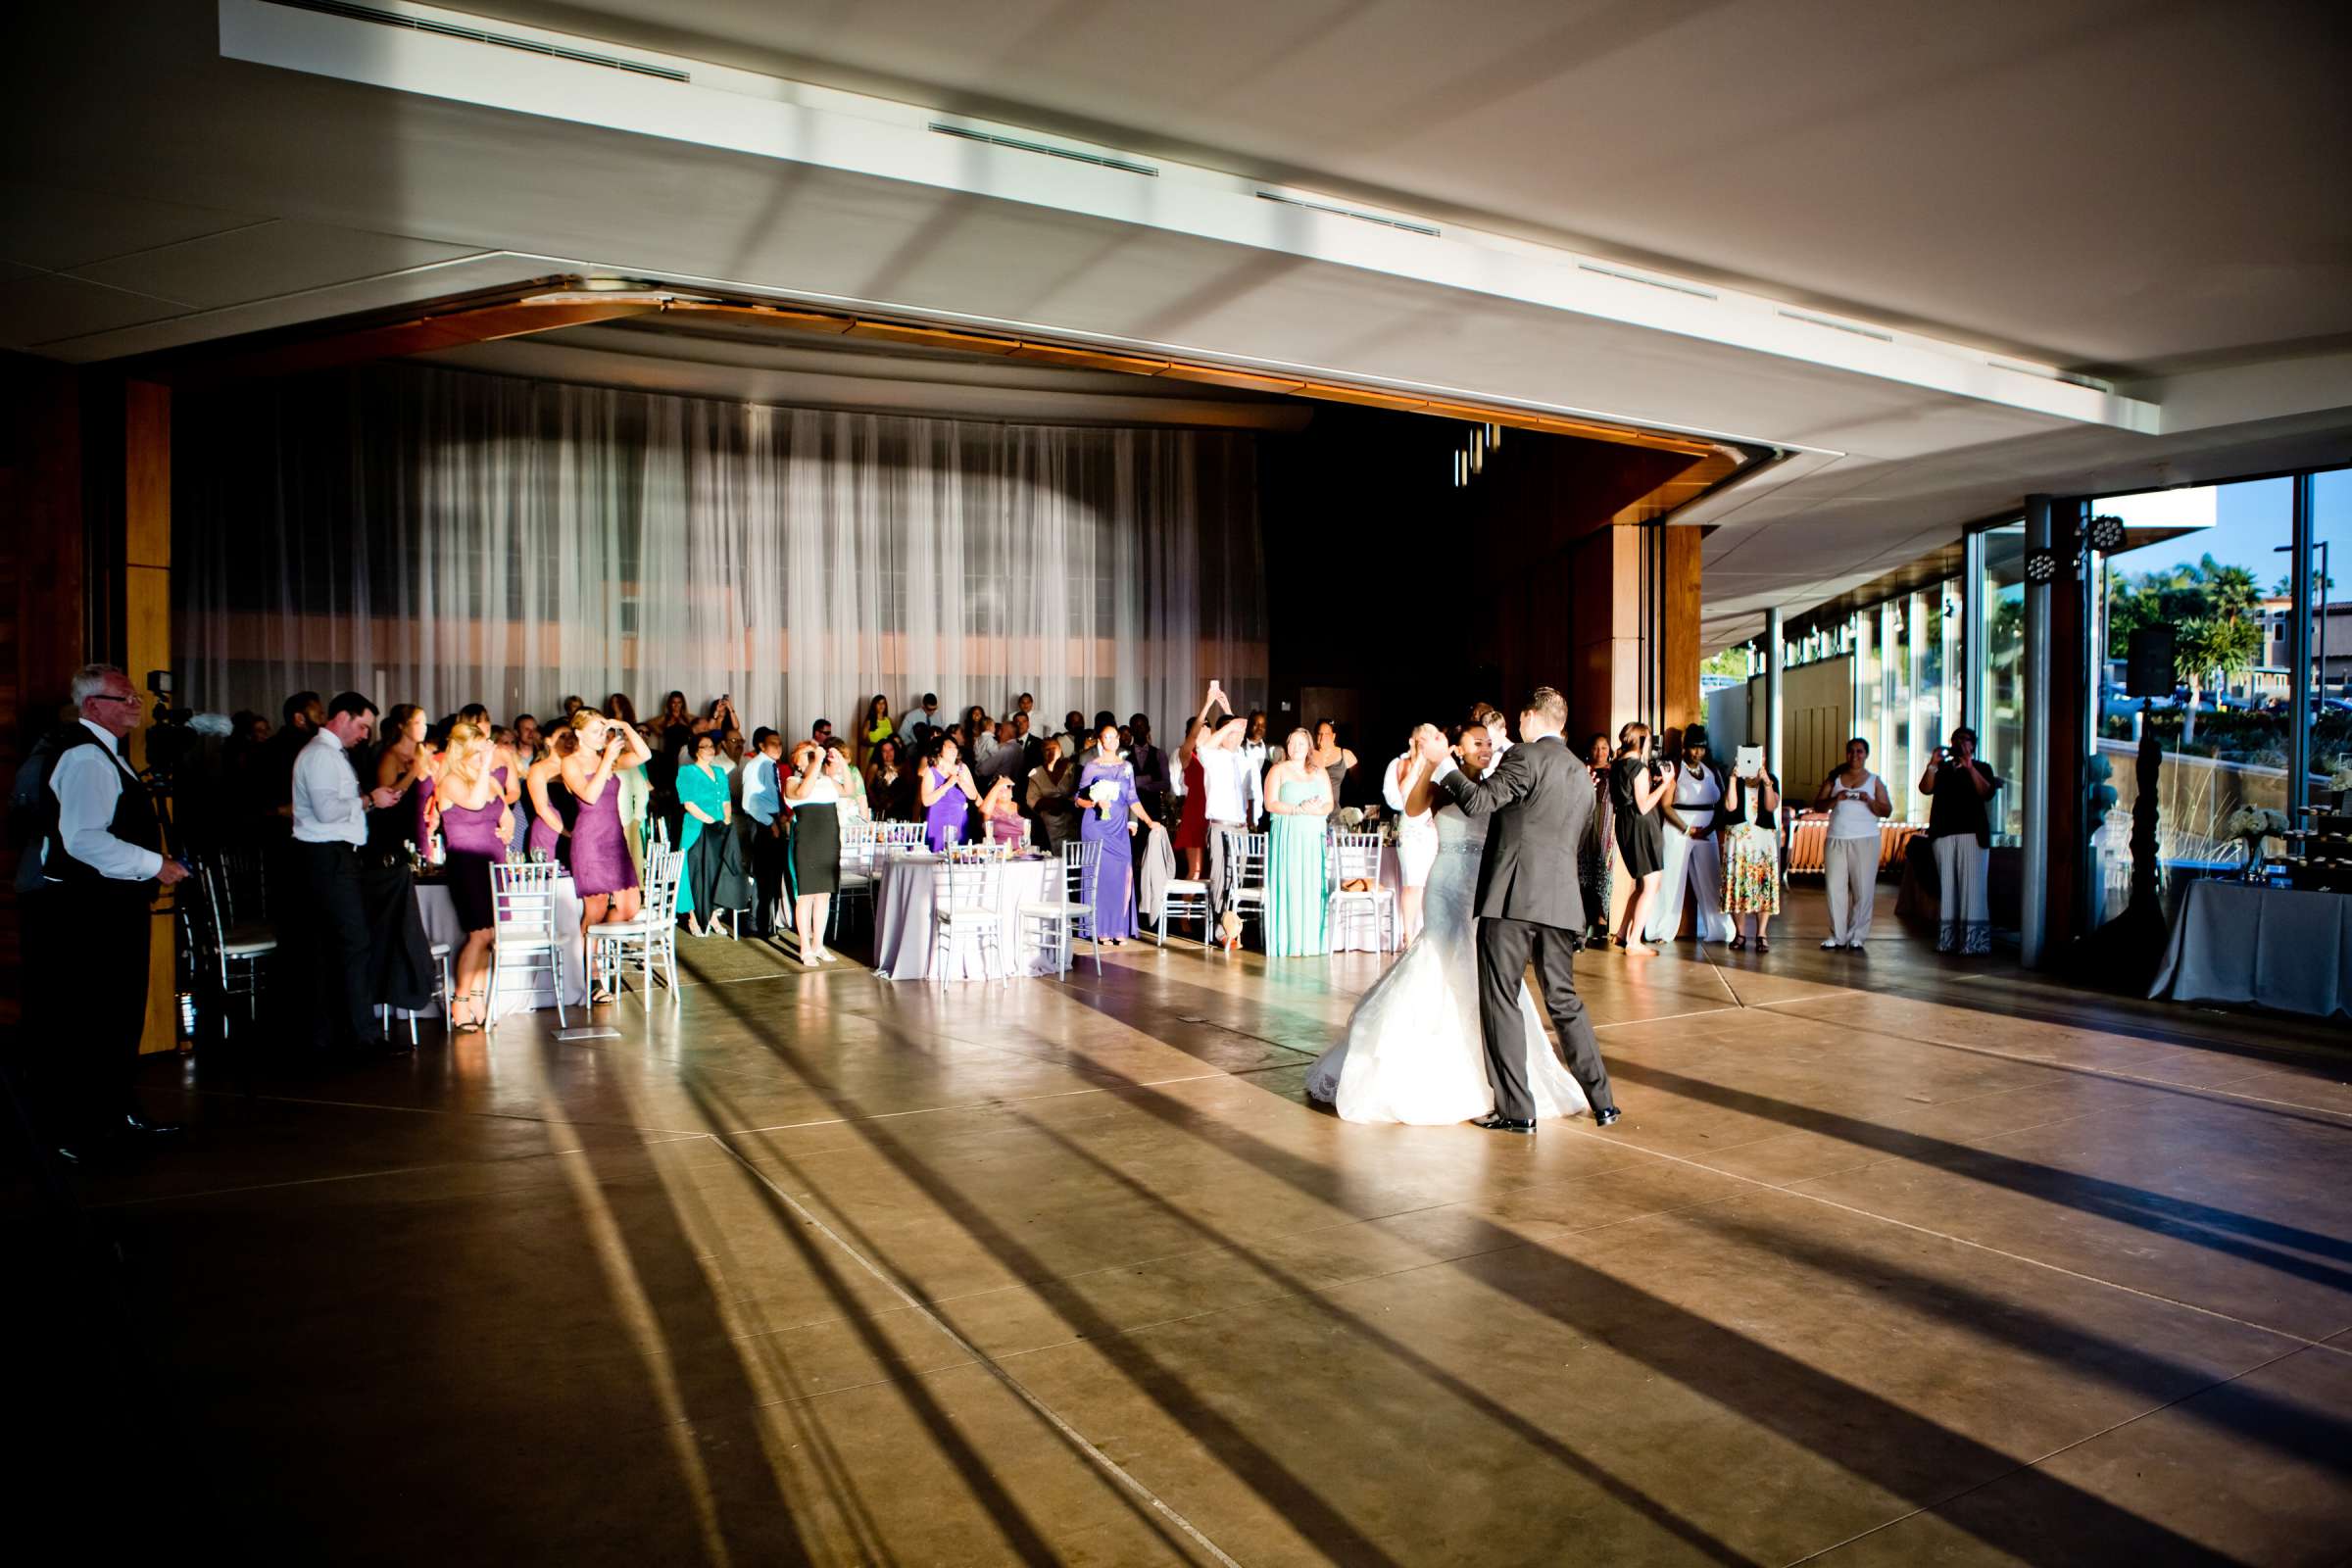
[
  {"xmin": 1329, "ymin": 843, "xmax": 1404, "ymax": 954},
  {"xmin": 870, "ymin": 853, "xmax": 1055, "ymax": 980},
  {"xmin": 2149, "ymin": 879, "xmax": 2351, "ymax": 1019},
  {"xmin": 414, "ymin": 873, "xmax": 589, "ymax": 1017}
]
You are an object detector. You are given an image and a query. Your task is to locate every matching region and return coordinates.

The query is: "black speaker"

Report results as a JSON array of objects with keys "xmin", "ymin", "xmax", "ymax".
[{"xmin": 2127, "ymin": 625, "xmax": 2176, "ymax": 699}]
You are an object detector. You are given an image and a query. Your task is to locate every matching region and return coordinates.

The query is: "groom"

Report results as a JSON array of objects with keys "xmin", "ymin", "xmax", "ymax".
[{"xmin": 1424, "ymin": 687, "xmax": 1621, "ymax": 1134}]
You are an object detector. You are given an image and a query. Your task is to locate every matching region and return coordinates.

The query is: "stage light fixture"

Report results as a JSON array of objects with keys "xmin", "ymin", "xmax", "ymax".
[
  {"xmin": 2087, "ymin": 514, "xmax": 2127, "ymax": 553},
  {"xmin": 2024, "ymin": 548, "xmax": 2060, "ymax": 583}
]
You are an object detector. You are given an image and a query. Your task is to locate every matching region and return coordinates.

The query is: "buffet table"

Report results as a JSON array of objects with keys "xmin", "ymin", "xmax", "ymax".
[
  {"xmin": 2148, "ymin": 879, "xmax": 2352, "ymax": 1019},
  {"xmin": 413, "ymin": 873, "xmax": 589, "ymax": 1017},
  {"xmin": 870, "ymin": 854, "xmax": 1056, "ymax": 981}
]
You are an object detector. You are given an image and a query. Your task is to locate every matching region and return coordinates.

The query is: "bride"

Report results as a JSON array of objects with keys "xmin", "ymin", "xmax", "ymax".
[{"xmin": 1307, "ymin": 721, "xmax": 1592, "ymax": 1125}]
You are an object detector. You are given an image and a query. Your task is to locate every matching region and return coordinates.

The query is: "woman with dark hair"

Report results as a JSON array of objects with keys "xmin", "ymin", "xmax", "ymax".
[
  {"xmin": 1813, "ymin": 737, "xmax": 1889, "ymax": 950},
  {"xmin": 1720, "ymin": 753, "xmax": 1783, "ymax": 952},
  {"xmin": 1920, "ymin": 725, "xmax": 2001, "ymax": 956},
  {"xmin": 1078, "ymin": 723, "xmax": 1154, "ymax": 945},
  {"xmin": 604, "ymin": 692, "xmax": 637, "ymax": 727},
  {"xmin": 866, "ymin": 734, "xmax": 914, "ymax": 821},
  {"xmin": 783, "ymin": 739, "xmax": 847, "ymax": 965},
  {"xmin": 675, "ymin": 728, "xmax": 743, "ymax": 937},
  {"xmin": 857, "ymin": 694, "xmax": 894, "ymax": 770},
  {"xmin": 1307, "ymin": 720, "xmax": 1358, "ymax": 808},
  {"xmin": 1610, "ymin": 722, "xmax": 1670, "ymax": 955},
  {"xmin": 1646, "ymin": 724, "xmax": 1733, "ymax": 945},
  {"xmin": 1578, "ymin": 733, "xmax": 1617, "ymax": 948},
  {"xmin": 1264, "ymin": 727, "xmax": 1331, "ymax": 956},
  {"xmin": 918, "ymin": 733, "xmax": 979, "ymax": 853},
  {"xmin": 525, "ymin": 728, "xmax": 576, "ymax": 864},
  {"xmin": 373, "ymin": 703, "xmax": 435, "ymax": 856}
]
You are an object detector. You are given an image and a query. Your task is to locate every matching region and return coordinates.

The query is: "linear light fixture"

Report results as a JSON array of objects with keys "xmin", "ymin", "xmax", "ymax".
[
  {"xmin": 263, "ymin": 0, "xmax": 692, "ymax": 80},
  {"xmin": 927, "ymin": 123, "xmax": 1159, "ymax": 176},
  {"xmin": 1253, "ymin": 191, "xmax": 1440, "ymax": 237}
]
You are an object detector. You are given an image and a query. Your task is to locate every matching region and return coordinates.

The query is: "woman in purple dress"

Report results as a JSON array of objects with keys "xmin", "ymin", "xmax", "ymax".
[
  {"xmin": 434, "ymin": 722, "xmax": 514, "ymax": 1033},
  {"xmin": 560, "ymin": 710, "xmax": 652, "ymax": 1001},
  {"xmin": 525, "ymin": 738, "xmax": 573, "ymax": 863},
  {"xmin": 1078, "ymin": 723, "xmax": 1156, "ymax": 945},
  {"xmin": 918, "ymin": 733, "xmax": 980, "ymax": 853}
]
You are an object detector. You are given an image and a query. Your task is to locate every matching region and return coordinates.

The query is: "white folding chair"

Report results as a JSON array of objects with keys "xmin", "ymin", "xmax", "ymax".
[
  {"xmin": 932, "ymin": 852, "xmax": 1006, "ymax": 982},
  {"xmin": 1021, "ymin": 839, "xmax": 1103, "ymax": 977},
  {"xmin": 1326, "ymin": 830, "xmax": 1399, "ymax": 953},
  {"xmin": 589, "ymin": 846, "xmax": 683, "ymax": 1008},
  {"xmin": 1222, "ymin": 829, "xmax": 1270, "ymax": 947},
  {"xmin": 829, "ymin": 819, "xmax": 878, "ymax": 940},
  {"xmin": 1155, "ymin": 864, "xmax": 1213, "ymax": 951},
  {"xmin": 488, "ymin": 860, "xmax": 566, "ymax": 1028}
]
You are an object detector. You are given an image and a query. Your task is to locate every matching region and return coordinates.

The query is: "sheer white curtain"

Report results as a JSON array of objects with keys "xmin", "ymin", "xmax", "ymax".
[{"xmin": 178, "ymin": 366, "xmax": 1266, "ymax": 736}]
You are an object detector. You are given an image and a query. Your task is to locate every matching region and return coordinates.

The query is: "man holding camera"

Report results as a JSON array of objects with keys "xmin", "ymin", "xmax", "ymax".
[{"xmin": 18, "ymin": 663, "xmax": 190, "ymax": 1160}]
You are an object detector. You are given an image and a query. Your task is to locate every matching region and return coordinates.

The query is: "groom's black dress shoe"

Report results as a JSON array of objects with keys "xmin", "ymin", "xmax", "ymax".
[
  {"xmin": 1473, "ymin": 1114, "xmax": 1536, "ymax": 1135},
  {"xmin": 1592, "ymin": 1106, "xmax": 1622, "ymax": 1128}
]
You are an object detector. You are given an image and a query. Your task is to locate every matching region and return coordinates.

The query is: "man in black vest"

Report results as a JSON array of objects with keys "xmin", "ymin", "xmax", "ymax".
[{"xmin": 20, "ymin": 663, "xmax": 190, "ymax": 1160}]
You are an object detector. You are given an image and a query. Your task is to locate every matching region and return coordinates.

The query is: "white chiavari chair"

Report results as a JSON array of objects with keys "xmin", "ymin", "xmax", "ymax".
[
  {"xmin": 932, "ymin": 851, "xmax": 1006, "ymax": 982},
  {"xmin": 1020, "ymin": 839, "xmax": 1103, "ymax": 978},
  {"xmin": 589, "ymin": 846, "xmax": 683, "ymax": 1008},
  {"xmin": 1326, "ymin": 830, "xmax": 1399, "ymax": 953},
  {"xmin": 488, "ymin": 860, "xmax": 566, "ymax": 1028}
]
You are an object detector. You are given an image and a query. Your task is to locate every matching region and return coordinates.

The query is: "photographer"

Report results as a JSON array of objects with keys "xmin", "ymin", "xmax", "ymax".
[
  {"xmin": 1812, "ymin": 737, "xmax": 1890, "ymax": 950},
  {"xmin": 18, "ymin": 663, "xmax": 191, "ymax": 1160},
  {"xmin": 1919, "ymin": 726, "xmax": 2001, "ymax": 956}
]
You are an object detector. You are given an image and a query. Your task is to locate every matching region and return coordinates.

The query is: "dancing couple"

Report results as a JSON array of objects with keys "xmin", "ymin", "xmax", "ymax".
[{"xmin": 1307, "ymin": 688, "xmax": 1620, "ymax": 1133}]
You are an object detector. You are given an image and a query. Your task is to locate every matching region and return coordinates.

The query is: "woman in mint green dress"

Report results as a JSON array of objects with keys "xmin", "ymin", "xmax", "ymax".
[{"xmin": 1264, "ymin": 727, "xmax": 1332, "ymax": 956}]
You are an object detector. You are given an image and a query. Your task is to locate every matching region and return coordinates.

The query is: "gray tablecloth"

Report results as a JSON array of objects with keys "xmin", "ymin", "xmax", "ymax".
[
  {"xmin": 2149, "ymin": 879, "xmax": 2352, "ymax": 1019},
  {"xmin": 414, "ymin": 875, "xmax": 588, "ymax": 1017},
  {"xmin": 870, "ymin": 854, "xmax": 1054, "ymax": 981}
]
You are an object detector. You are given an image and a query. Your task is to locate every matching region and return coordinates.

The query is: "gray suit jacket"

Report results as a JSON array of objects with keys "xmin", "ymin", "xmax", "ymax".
[{"xmin": 1437, "ymin": 733, "xmax": 1592, "ymax": 931}]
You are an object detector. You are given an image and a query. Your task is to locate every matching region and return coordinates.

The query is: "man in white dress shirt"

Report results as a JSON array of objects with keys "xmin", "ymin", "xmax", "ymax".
[
  {"xmin": 293, "ymin": 691, "xmax": 400, "ymax": 1054},
  {"xmin": 1197, "ymin": 714, "xmax": 1262, "ymax": 919},
  {"xmin": 19, "ymin": 663, "xmax": 190, "ymax": 1158}
]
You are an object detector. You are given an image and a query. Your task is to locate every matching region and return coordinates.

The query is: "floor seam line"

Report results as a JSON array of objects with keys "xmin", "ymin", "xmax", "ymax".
[
  {"xmin": 709, "ymin": 1134, "xmax": 1245, "ymax": 1568},
  {"xmin": 1553, "ymin": 1126, "xmax": 2329, "ymax": 1348},
  {"xmin": 1781, "ymin": 1339, "xmax": 2321, "ymax": 1565}
]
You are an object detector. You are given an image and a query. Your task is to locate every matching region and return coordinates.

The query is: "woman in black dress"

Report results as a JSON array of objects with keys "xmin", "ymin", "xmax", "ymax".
[{"xmin": 1609, "ymin": 720, "xmax": 1672, "ymax": 955}]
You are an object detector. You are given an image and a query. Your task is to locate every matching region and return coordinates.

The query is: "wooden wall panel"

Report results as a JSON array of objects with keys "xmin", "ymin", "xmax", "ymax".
[{"xmin": 123, "ymin": 380, "xmax": 175, "ymax": 1054}]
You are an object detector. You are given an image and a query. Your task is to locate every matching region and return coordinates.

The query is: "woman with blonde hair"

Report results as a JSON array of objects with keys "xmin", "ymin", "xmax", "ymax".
[
  {"xmin": 1264, "ymin": 727, "xmax": 1332, "ymax": 956},
  {"xmin": 434, "ymin": 722, "xmax": 515, "ymax": 1031},
  {"xmin": 562, "ymin": 710, "xmax": 651, "ymax": 989}
]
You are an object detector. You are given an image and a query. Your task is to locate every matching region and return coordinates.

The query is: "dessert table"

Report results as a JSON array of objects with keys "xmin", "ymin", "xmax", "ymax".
[
  {"xmin": 870, "ymin": 853, "xmax": 1057, "ymax": 981},
  {"xmin": 2148, "ymin": 879, "xmax": 2351, "ymax": 1018}
]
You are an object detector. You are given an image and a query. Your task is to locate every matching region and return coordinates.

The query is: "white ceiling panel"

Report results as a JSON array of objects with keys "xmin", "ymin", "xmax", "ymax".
[
  {"xmin": 68, "ymin": 220, "xmax": 486, "ymax": 311},
  {"xmin": 0, "ymin": 272, "xmax": 185, "ymax": 351},
  {"xmin": 0, "ymin": 178, "xmax": 263, "ymax": 270}
]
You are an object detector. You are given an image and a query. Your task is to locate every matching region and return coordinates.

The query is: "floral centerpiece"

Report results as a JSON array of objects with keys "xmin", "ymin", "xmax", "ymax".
[
  {"xmin": 1334, "ymin": 807, "xmax": 1365, "ymax": 832},
  {"xmin": 2222, "ymin": 806, "xmax": 2287, "ymax": 879}
]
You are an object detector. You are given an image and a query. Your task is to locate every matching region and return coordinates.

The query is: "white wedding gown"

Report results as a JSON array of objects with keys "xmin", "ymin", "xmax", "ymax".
[{"xmin": 1306, "ymin": 806, "xmax": 1592, "ymax": 1125}]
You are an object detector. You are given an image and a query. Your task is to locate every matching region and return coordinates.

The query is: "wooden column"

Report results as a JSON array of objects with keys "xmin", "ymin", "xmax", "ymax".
[
  {"xmin": 1660, "ymin": 525, "xmax": 1704, "ymax": 739},
  {"xmin": 124, "ymin": 381, "xmax": 176, "ymax": 1054}
]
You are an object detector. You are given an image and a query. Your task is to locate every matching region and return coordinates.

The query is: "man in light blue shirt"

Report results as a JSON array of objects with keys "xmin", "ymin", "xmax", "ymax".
[{"xmin": 742, "ymin": 727, "xmax": 786, "ymax": 937}]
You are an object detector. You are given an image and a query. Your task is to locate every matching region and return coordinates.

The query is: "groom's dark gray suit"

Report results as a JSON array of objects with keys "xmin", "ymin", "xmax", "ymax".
[{"xmin": 1436, "ymin": 733, "xmax": 1618, "ymax": 1121}]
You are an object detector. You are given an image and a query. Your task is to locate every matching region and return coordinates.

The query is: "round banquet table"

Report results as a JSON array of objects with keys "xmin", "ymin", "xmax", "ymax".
[
  {"xmin": 870, "ymin": 853, "xmax": 1056, "ymax": 980},
  {"xmin": 413, "ymin": 873, "xmax": 589, "ymax": 1018}
]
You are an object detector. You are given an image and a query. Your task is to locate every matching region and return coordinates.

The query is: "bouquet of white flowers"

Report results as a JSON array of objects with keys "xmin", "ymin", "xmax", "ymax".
[
  {"xmin": 1335, "ymin": 807, "xmax": 1365, "ymax": 830},
  {"xmin": 1087, "ymin": 778, "xmax": 1121, "ymax": 819},
  {"xmin": 2223, "ymin": 807, "xmax": 2287, "ymax": 839}
]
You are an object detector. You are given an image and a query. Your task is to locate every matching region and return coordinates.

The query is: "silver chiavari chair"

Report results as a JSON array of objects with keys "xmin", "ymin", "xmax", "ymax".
[
  {"xmin": 488, "ymin": 860, "xmax": 566, "ymax": 1028},
  {"xmin": 1021, "ymin": 838, "xmax": 1103, "ymax": 977},
  {"xmin": 932, "ymin": 849, "xmax": 1006, "ymax": 982},
  {"xmin": 589, "ymin": 846, "xmax": 683, "ymax": 1008},
  {"xmin": 1326, "ymin": 830, "xmax": 1399, "ymax": 953}
]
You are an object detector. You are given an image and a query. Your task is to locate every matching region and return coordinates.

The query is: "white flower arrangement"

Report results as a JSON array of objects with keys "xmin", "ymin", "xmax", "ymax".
[
  {"xmin": 2223, "ymin": 807, "xmax": 2287, "ymax": 840},
  {"xmin": 2327, "ymin": 757, "xmax": 2352, "ymax": 792},
  {"xmin": 1335, "ymin": 807, "xmax": 1365, "ymax": 830}
]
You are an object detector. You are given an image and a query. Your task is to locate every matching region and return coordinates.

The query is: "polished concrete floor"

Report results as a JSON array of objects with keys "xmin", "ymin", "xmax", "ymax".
[{"xmin": 26, "ymin": 889, "xmax": 2352, "ymax": 1565}]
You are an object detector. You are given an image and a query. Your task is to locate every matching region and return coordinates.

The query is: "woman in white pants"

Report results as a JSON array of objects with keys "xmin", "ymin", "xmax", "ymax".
[
  {"xmin": 1811, "ymin": 737, "xmax": 1890, "ymax": 950},
  {"xmin": 1919, "ymin": 726, "xmax": 2002, "ymax": 956},
  {"xmin": 1644, "ymin": 725, "xmax": 1735, "ymax": 944}
]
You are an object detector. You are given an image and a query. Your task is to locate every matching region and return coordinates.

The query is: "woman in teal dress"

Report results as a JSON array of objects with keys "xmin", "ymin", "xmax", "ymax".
[
  {"xmin": 1263, "ymin": 727, "xmax": 1332, "ymax": 956},
  {"xmin": 675, "ymin": 733, "xmax": 737, "ymax": 935}
]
